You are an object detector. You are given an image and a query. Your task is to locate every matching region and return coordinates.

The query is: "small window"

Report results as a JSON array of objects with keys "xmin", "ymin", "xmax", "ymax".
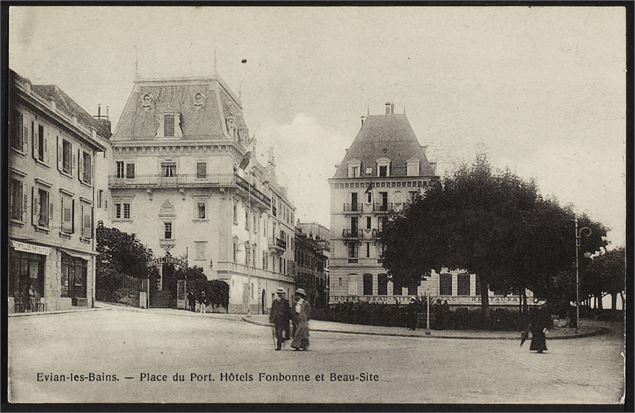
[
  {"xmin": 440, "ymin": 273, "xmax": 452, "ymax": 295},
  {"xmin": 367, "ymin": 192, "xmax": 371, "ymax": 203},
  {"xmin": 36, "ymin": 125, "xmax": 45, "ymax": 162},
  {"xmin": 62, "ymin": 140, "xmax": 72, "ymax": 174},
  {"xmin": 363, "ymin": 274, "xmax": 373, "ymax": 295},
  {"xmin": 196, "ymin": 162, "xmax": 207, "ymax": 178},
  {"xmin": 366, "ymin": 242, "xmax": 370, "ymax": 257},
  {"xmin": 123, "ymin": 203, "xmax": 131, "ymax": 219},
  {"xmin": 81, "ymin": 202, "xmax": 92, "ymax": 239},
  {"xmin": 378, "ymin": 274, "xmax": 388, "ymax": 295},
  {"xmin": 116, "ymin": 161, "xmax": 124, "ymax": 178},
  {"xmin": 126, "ymin": 163, "xmax": 135, "ymax": 179},
  {"xmin": 97, "ymin": 190, "xmax": 103, "ymax": 208},
  {"xmin": 379, "ymin": 165, "xmax": 388, "ymax": 177},
  {"xmin": 366, "ymin": 216, "xmax": 371, "ymax": 230},
  {"xmin": 82, "ymin": 151, "xmax": 92, "ymax": 184},
  {"xmin": 164, "ymin": 115, "xmax": 175, "ymax": 137},
  {"xmin": 233, "ymin": 204, "xmax": 238, "ymax": 225},
  {"xmin": 164, "ymin": 222, "xmax": 172, "ymax": 239},
  {"xmin": 407, "ymin": 160, "xmax": 420, "ymax": 176},
  {"xmin": 197, "ymin": 202, "xmax": 206, "ymax": 219},
  {"xmin": 61, "ymin": 194, "xmax": 74, "ymax": 233},
  {"xmin": 458, "ymin": 273, "xmax": 470, "ymax": 296},
  {"xmin": 11, "ymin": 112, "xmax": 23, "ymax": 151},
  {"xmin": 37, "ymin": 188, "xmax": 50, "ymax": 228},
  {"xmin": 338, "ymin": 277, "xmax": 342, "ymax": 287},
  {"xmin": 347, "ymin": 242, "xmax": 358, "ymax": 258},
  {"xmin": 115, "ymin": 203, "xmax": 122, "ymax": 219},
  {"xmin": 161, "ymin": 161, "xmax": 176, "ymax": 177},
  {"xmin": 9, "ymin": 178, "xmax": 25, "ymax": 222}
]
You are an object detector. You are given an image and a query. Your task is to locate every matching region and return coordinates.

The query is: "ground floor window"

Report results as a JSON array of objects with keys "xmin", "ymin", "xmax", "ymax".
[
  {"xmin": 458, "ymin": 273, "xmax": 470, "ymax": 296},
  {"xmin": 440, "ymin": 273, "xmax": 452, "ymax": 295},
  {"xmin": 61, "ymin": 253, "xmax": 87, "ymax": 305},
  {"xmin": 378, "ymin": 274, "xmax": 388, "ymax": 295},
  {"xmin": 9, "ymin": 249, "xmax": 45, "ymax": 311},
  {"xmin": 363, "ymin": 273, "xmax": 373, "ymax": 295}
]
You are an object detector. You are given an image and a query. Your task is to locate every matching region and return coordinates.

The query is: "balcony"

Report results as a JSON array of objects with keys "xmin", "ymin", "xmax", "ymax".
[
  {"xmin": 373, "ymin": 203, "xmax": 394, "ymax": 213},
  {"xmin": 215, "ymin": 261, "xmax": 294, "ymax": 283},
  {"xmin": 342, "ymin": 203, "xmax": 363, "ymax": 213},
  {"xmin": 108, "ymin": 172, "xmax": 272, "ymax": 208},
  {"xmin": 268, "ymin": 237, "xmax": 286, "ymax": 254},
  {"xmin": 342, "ymin": 229, "xmax": 363, "ymax": 239}
]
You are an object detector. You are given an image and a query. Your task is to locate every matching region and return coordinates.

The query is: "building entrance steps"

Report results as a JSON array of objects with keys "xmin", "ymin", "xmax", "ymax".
[{"xmin": 242, "ymin": 315, "xmax": 609, "ymax": 340}]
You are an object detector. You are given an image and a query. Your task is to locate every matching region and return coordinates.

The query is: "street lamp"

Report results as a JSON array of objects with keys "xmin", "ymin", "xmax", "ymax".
[{"xmin": 575, "ymin": 216, "xmax": 592, "ymax": 333}]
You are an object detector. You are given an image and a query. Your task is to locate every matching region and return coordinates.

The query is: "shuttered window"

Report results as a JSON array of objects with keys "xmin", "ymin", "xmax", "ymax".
[
  {"xmin": 196, "ymin": 162, "xmax": 207, "ymax": 178},
  {"xmin": 440, "ymin": 273, "xmax": 452, "ymax": 296}
]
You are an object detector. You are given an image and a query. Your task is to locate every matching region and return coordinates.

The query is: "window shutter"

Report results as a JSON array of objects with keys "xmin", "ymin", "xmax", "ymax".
[
  {"xmin": 22, "ymin": 115, "xmax": 28, "ymax": 153},
  {"xmin": 32, "ymin": 122, "xmax": 38, "ymax": 160},
  {"xmin": 87, "ymin": 153, "xmax": 92, "ymax": 184},
  {"xmin": 22, "ymin": 183, "xmax": 28, "ymax": 222},
  {"xmin": 49, "ymin": 197, "xmax": 54, "ymax": 227},
  {"xmin": 57, "ymin": 136, "xmax": 63, "ymax": 171},
  {"xmin": 43, "ymin": 133, "xmax": 48, "ymax": 163},
  {"xmin": 32, "ymin": 187, "xmax": 39, "ymax": 225},
  {"xmin": 72, "ymin": 146, "xmax": 77, "ymax": 175},
  {"xmin": 71, "ymin": 199, "xmax": 75, "ymax": 233},
  {"xmin": 78, "ymin": 149, "xmax": 84, "ymax": 180}
]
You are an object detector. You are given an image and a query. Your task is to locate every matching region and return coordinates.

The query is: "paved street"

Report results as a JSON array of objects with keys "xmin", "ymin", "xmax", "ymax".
[{"xmin": 8, "ymin": 309, "xmax": 624, "ymax": 404}]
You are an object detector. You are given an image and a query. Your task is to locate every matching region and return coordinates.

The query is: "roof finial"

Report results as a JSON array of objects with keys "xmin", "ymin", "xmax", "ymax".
[
  {"xmin": 214, "ymin": 44, "xmax": 218, "ymax": 74},
  {"xmin": 134, "ymin": 44, "xmax": 139, "ymax": 80},
  {"xmin": 367, "ymin": 102, "xmax": 370, "ymax": 116}
]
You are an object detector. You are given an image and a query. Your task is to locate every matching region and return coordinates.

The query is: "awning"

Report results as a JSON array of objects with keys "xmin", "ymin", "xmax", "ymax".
[
  {"xmin": 60, "ymin": 249, "xmax": 89, "ymax": 260},
  {"xmin": 10, "ymin": 240, "xmax": 50, "ymax": 256}
]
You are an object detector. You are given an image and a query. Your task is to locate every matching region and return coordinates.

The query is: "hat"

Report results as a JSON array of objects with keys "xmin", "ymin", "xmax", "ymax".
[
  {"xmin": 276, "ymin": 287, "xmax": 286, "ymax": 294},
  {"xmin": 533, "ymin": 298, "xmax": 546, "ymax": 306},
  {"xmin": 295, "ymin": 288, "xmax": 306, "ymax": 297}
]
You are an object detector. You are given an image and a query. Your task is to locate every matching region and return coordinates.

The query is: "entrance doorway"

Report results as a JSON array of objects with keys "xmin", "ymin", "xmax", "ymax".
[{"xmin": 261, "ymin": 289, "xmax": 266, "ymax": 314}]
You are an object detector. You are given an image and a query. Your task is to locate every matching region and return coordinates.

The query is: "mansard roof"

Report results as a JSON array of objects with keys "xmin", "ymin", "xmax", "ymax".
[
  {"xmin": 333, "ymin": 113, "xmax": 435, "ymax": 178},
  {"xmin": 111, "ymin": 75, "xmax": 249, "ymax": 143}
]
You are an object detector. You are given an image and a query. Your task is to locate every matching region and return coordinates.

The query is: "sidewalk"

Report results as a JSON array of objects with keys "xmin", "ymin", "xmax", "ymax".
[{"xmin": 243, "ymin": 314, "xmax": 608, "ymax": 340}]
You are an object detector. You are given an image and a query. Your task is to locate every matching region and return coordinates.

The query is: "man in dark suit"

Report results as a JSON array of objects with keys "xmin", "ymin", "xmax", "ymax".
[{"xmin": 269, "ymin": 288, "xmax": 292, "ymax": 351}]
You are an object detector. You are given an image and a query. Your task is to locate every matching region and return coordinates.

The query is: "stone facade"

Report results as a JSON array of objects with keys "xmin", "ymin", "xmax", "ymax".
[
  {"xmin": 294, "ymin": 223, "xmax": 330, "ymax": 308},
  {"xmin": 108, "ymin": 75, "xmax": 296, "ymax": 314},
  {"xmin": 8, "ymin": 70, "xmax": 108, "ymax": 313}
]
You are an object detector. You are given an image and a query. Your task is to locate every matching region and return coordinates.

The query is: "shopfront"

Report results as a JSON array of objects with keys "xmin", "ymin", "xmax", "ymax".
[
  {"xmin": 61, "ymin": 252, "xmax": 88, "ymax": 306},
  {"xmin": 8, "ymin": 241, "xmax": 49, "ymax": 313}
]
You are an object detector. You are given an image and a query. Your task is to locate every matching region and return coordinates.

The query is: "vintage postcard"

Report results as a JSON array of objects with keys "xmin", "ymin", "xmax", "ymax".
[{"xmin": 5, "ymin": 4, "xmax": 629, "ymax": 407}]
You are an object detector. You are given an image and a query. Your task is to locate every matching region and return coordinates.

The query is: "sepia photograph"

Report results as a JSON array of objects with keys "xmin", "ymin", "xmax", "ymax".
[{"xmin": 4, "ymin": 4, "xmax": 629, "ymax": 407}]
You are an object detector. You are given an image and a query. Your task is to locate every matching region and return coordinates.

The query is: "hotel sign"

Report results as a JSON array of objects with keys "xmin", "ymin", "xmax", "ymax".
[
  {"xmin": 330, "ymin": 295, "xmax": 524, "ymax": 306},
  {"xmin": 10, "ymin": 240, "xmax": 50, "ymax": 256}
]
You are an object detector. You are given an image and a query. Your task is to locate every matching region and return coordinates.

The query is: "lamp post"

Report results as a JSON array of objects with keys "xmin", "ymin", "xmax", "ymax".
[{"xmin": 574, "ymin": 216, "xmax": 592, "ymax": 333}]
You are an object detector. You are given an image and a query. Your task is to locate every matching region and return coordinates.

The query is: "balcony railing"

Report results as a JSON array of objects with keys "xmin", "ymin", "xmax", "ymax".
[
  {"xmin": 342, "ymin": 229, "xmax": 363, "ymax": 238},
  {"xmin": 268, "ymin": 237, "xmax": 287, "ymax": 254},
  {"xmin": 343, "ymin": 203, "xmax": 362, "ymax": 213},
  {"xmin": 276, "ymin": 237, "xmax": 287, "ymax": 249},
  {"xmin": 215, "ymin": 261, "xmax": 294, "ymax": 283},
  {"xmin": 109, "ymin": 172, "xmax": 272, "ymax": 208},
  {"xmin": 373, "ymin": 203, "xmax": 394, "ymax": 212}
]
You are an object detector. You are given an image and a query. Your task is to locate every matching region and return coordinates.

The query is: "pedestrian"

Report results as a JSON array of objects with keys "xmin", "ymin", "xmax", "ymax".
[
  {"xmin": 291, "ymin": 288, "xmax": 311, "ymax": 351},
  {"xmin": 406, "ymin": 297, "xmax": 418, "ymax": 331},
  {"xmin": 187, "ymin": 291, "xmax": 196, "ymax": 312},
  {"xmin": 526, "ymin": 299, "xmax": 551, "ymax": 353},
  {"xmin": 27, "ymin": 283, "xmax": 36, "ymax": 312},
  {"xmin": 269, "ymin": 288, "xmax": 292, "ymax": 351},
  {"xmin": 199, "ymin": 290, "xmax": 207, "ymax": 314}
]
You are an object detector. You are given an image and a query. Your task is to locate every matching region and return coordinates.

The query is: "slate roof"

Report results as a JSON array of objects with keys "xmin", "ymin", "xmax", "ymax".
[
  {"xmin": 29, "ymin": 83, "xmax": 111, "ymax": 139},
  {"xmin": 333, "ymin": 113, "xmax": 435, "ymax": 178},
  {"xmin": 112, "ymin": 76, "xmax": 248, "ymax": 142}
]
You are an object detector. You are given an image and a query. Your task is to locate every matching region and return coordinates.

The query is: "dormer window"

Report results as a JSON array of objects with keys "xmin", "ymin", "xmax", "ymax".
[
  {"xmin": 164, "ymin": 115, "xmax": 175, "ymax": 137},
  {"xmin": 347, "ymin": 160, "xmax": 361, "ymax": 178},
  {"xmin": 376, "ymin": 158, "xmax": 391, "ymax": 177},
  {"xmin": 156, "ymin": 112, "xmax": 183, "ymax": 138},
  {"xmin": 407, "ymin": 158, "xmax": 420, "ymax": 176}
]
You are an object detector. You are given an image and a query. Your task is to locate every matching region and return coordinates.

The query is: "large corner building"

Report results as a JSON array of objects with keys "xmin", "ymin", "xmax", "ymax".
[{"xmin": 107, "ymin": 74, "xmax": 296, "ymax": 313}]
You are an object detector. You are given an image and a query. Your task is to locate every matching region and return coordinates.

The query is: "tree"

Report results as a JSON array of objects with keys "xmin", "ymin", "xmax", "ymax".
[
  {"xmin": 96, "ymin": 226, "xmax": 155, "ymax": 302},
  {"xmin": 177, "ymin": 266, "xmax": 229, "ymax": 311},
  {"xmin": 381, "ymin": 154, "xmax": 608, "ymax": 319},
  {"xmin": 585, "ymin": 247, "xmax": 625, "ymax": 310}
]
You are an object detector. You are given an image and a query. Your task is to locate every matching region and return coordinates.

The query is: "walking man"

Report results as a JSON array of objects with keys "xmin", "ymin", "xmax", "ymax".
[{"xmin": 269, "ymin": 288, "xmax": 292, "ymax": 351}]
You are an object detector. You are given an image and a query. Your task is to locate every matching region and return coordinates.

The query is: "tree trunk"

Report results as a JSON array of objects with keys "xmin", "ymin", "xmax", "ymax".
[
  {"xmin": 611, "ymin": 293, "xmax": 617, "ymax": 310},
  {"xmin": 480, "ymin": 277, "xmax": 490, "ymax": 320},
  {"xmin": 620, "ymin": 292, "xmax": 625, "ymax": 309},
  {"xmin": 597, "ymin": 294, "xmax": 603, "ymax": 310}
]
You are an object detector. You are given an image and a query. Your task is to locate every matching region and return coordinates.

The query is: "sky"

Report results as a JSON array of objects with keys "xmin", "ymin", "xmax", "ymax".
[{"xmin": 9, "ymin": 6, "xmax": 627, "ymax": 247}]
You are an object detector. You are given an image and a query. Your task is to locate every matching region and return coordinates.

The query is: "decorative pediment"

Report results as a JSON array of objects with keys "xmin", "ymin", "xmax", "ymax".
[{"xmin": 159, "ymin": 199, "xmax": 176, "ymax": 218}]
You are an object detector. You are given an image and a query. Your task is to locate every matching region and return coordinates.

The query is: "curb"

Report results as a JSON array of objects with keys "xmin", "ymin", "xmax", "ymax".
[
  {"xmin": 8, "ymin": 307, "xmax": 112, "ymax": 318},
  {"xmin": 241, "ymin": 317, "xmax": 609, "ymax": 340}
]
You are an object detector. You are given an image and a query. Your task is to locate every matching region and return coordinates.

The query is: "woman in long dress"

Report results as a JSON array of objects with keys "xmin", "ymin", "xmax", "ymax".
[
  {"xmin": 528, "ymin": 300, "xmax": 551, "ymax": 353},
  {"xmin": 291, "ymin": 288, "xmax": 311, "ymax": 351}
]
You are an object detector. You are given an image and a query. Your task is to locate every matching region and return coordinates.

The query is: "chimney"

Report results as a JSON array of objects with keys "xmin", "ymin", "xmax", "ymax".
[
  {"xmin": 97, "ymin": 104, "xmax": 101, "ymax": 119},
  {"xmin": 94, "ymin": 104, "xmax": 112, "ymax": 138},
  {"xmin": 106, "ymin": 106, "xmax": 110, "ymax": 120},
  {"xmin": 361, "ymin": 116, "xmax": 366, "ymax": 126},
  {"xmin": 391, "ymin": 103, "xmax": 395, "ymax": 114},
  {"xmin": 385, "ymin": 102, "xmax": 391, "ymax": 114}
]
